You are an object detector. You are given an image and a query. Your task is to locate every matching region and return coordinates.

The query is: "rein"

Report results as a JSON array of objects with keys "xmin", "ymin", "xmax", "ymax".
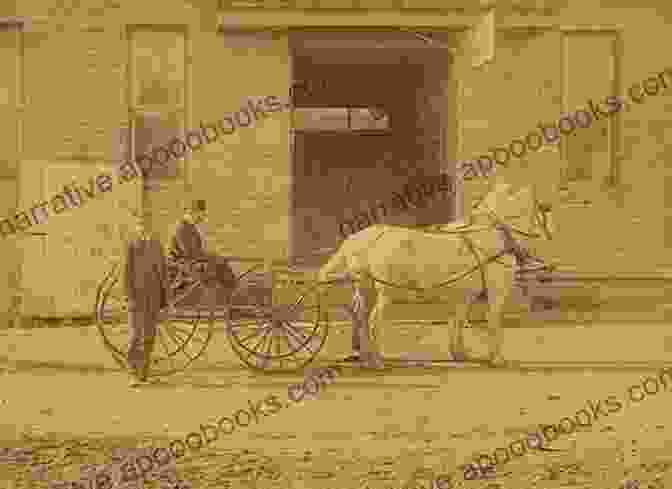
[
  {"xmin": 363, "ymin": 242, "xmax": 510, "ymax": 293},
  {"xmin": 480, "ymin": 195, "xmax": 551, "ymax": 240}
]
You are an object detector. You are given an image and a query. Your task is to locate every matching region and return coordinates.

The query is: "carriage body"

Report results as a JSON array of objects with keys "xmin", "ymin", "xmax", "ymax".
[{"xmin": 95, "ymin": 254, "xmax": 337, "ymax": 377}]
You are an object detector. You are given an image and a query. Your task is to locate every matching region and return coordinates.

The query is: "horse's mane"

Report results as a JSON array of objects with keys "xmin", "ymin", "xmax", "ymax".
[{"xmin": 477, "ymin": 183, "xmax": 534, "ymax": 219}]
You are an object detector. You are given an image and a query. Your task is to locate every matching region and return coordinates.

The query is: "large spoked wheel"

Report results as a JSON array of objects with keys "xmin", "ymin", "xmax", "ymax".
[
  {"xmin": 225, "ymin": 279, "xmax": 329, "ymax": 373},
  {"xmin": 95, "ymin": 261, "xmax": 216, "ymax": 378}
]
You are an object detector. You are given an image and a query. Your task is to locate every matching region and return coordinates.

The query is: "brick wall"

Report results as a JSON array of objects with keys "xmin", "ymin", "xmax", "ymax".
[{"xmin": 8, "ymin": 0, "xmax": 672, "ymax": 322}]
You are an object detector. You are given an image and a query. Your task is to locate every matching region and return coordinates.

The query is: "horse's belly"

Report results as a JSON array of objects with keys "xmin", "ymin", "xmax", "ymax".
[
  {"xmin": 367, "ymin": 228, "xmax": 485, "ymax": 302},
  {"xmin": 371, "ymin": 258, "xmax": 483, "ymax": 304}
]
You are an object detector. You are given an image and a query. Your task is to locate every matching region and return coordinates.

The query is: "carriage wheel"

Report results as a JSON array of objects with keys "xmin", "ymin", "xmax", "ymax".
[
  {"xmin": 95, "ymin": 262, "xmax": 215, "ymax": 377},
  {"xmin": 225, "ymin": 283, "xmax": 329, "ymax": 373},
  {"xmin": 94, "ymin": 263, "xmax": 129, "ymax": 370}
]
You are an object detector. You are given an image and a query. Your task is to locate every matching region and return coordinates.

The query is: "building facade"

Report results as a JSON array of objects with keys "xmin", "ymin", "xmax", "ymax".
[{"xmin": 1, "ymin": 0, "xmax": 671, "ymax": 322}]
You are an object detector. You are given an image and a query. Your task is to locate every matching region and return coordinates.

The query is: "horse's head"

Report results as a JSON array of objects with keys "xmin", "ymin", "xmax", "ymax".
[{"xmin": 476, "ymin": 184, "xmax": 555, "ymax": 242}]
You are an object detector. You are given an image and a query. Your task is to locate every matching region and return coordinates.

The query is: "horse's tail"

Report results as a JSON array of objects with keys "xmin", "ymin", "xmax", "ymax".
[
  {"xmin": 317, "ymin": 225, "xmax": 387, "ymax": 283},
  {"xmin": 318, "ymin": 242, "xmax": 348, "ymax": 283}
]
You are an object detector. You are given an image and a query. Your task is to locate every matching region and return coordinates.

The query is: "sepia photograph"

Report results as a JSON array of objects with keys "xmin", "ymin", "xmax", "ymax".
[{"xmin": 1, "ymin": 1, "xmax": 672, "ymax": 488}]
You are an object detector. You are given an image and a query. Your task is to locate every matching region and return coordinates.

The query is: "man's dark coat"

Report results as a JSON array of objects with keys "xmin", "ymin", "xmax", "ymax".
[
  {"xmin": 124, "ymin": 233, "xmax": 167, "ymax": 314},
  {"xmin": 123, "ymin": 233, "xmax": 167, "ymax": 376}
]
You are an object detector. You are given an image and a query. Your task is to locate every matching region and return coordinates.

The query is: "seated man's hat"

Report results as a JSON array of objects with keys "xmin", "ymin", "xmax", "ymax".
[{"xmin": 190, "ymin": 199, "xmax": 206, "ymax": 212}]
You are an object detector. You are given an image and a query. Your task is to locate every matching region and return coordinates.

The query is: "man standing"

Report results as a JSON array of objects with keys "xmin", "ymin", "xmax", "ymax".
[
  {"xmin": 123, "ymin": 210, "xmax": 167, "ymax": 387},
  {"xmin": 170, "ymin": 200, "xmax": 237, "ymax": 297}
]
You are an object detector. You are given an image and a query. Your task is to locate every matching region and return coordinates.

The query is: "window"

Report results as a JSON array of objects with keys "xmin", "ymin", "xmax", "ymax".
[
  {"xmin": 561, "ymin": 29, "xmax": 621, "ymax": 188},
  {"xmin": 128, "ymin": 27, "xmax": 186, "ymax": 180},
  {"xmin": 292, "ymin": 107, "xmax": 390, "ymax": 133},
  {"xmin": 0, "ymin": 20, "xmax": 22, "ymax": 178}
]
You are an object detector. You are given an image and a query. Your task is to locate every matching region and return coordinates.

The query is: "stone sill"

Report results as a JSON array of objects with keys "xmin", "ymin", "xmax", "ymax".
[
  {"xmin": 221, "ymin": 2, "xmax": 483, "ymax": 12},
  {"xmin": 519, "ymin": 270, "xmax": 672, "ymax": 282}
]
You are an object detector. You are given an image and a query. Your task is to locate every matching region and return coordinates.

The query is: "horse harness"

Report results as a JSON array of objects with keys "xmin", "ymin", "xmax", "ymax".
[
  {"xmin": 343, "ymin": 194, "xmax": 552, "ymax": 302},
  {"xmin": 357, "ymin": 227, "xmax": 515, "ymax": 296}
]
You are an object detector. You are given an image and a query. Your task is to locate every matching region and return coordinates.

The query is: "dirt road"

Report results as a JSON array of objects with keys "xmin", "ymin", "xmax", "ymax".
[{"xmin": 1, "ymin": 322, "xmax": 671, "ymax": 489}]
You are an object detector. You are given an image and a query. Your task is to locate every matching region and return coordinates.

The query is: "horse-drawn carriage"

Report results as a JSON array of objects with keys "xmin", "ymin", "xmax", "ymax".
[
  {"xmin": 95, "ymin": 183, "xmax": 556, "ymax": 375},
  {"xmin": 94, "ymin": 250, "xmax": 349, "ymax": 377}
]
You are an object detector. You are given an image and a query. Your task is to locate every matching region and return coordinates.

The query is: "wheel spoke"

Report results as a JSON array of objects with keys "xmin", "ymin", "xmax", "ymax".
[
  {"xmin": 157, "ymin": 326, "xmax": 176, "ymax": 357},
  {"xmin": 282, "ymin": 322, "xmax": 310, "ymax": 348},
  {"xmin": 275, "ymin": 328, "xmax": 283, "ymax": 357},
  {"xmin": 165, "ymin": 324, "xmax": 194, "ymax": 345},
  {"xmin": 237, "ymin": 334, "xmax": 266, "ymax": 362},
  {"xmin": 163, "ymin": 325, "xmax": 182, "ymax": 349},
  {"xmin": 252, "ymin": 328, "xmax": 272, "ymax": 355},
  {"xmin": 282, "ymin": 329, "xmax": 297, "ymax": 354},
  {"xmin": 284, "ymin": 321, "xmax": 323, "ymax": 354},
  {"xmin": 179, "ymin": 346, "xmax": 194, "ymax": 362},
  {"xmin": 255, "ymin": 330, "xmax": 276, "ymax": 367},
  {"xmin": 157, "ymin": 354, "xmax": 177, "ymax": 371},
  {"xmin": 237, "ymin": 323, "xmax": 270, "ymax": 345},
  {"xmin": 263, "ymin": 329, "xmax": 275, "ymax": 358},
  {"xmin": 187, "ymin": 332, "xmax": 206, "ymax": 344},
  {"xmin": 161, "ymin": 328, "xmax": 184, "ymax": 355}
]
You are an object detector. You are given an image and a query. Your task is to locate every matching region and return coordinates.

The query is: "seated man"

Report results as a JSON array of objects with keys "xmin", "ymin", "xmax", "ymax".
[{"xmin": 169, "ymin": 200, "xmax": 237, "ymax": 296}]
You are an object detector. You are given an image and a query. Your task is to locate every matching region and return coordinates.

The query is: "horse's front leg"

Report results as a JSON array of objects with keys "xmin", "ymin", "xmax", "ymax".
[
  {"xmin": 450, "ymin": 291, "xmax": 478, "ymax": 362},
  {"xmin": 485, "ymin": 270, "xmax": 514, "ymax": 368}
]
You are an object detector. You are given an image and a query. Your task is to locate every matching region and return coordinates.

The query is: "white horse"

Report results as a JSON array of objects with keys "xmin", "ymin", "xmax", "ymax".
[{"xmin": 317, "ymin": 183, "xmax": 555, "ymax": 368}]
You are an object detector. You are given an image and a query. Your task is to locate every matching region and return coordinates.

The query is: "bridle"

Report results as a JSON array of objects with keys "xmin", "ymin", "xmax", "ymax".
[
  {"xmin": 533, "ymin": 199, "xmax": 553, "ymax": 240},
  {"xmin": 479, "ymin": 195, "xmax": 553, "ymax": 241}
]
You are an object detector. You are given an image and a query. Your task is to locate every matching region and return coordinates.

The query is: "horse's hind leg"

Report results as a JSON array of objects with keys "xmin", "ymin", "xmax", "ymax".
[
  {"xmin": 345, "ymin": 283, "xmax": 366, "ymax": 361},
  {"xmin": 359, "ymin": 285, "xmax": 386, "ymax": 369},
  {"xmin": 450, "ymin": 298, "xmax": 469, "ymax": 361}
]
